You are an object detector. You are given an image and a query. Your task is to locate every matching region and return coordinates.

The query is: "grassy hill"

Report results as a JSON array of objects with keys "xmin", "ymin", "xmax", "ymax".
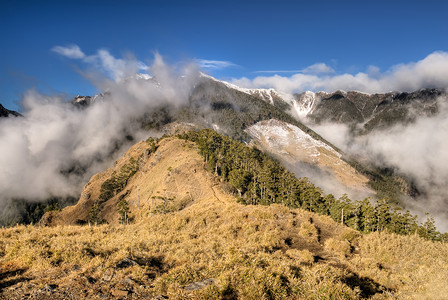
[{"xmin": 1, "ymin": 135, "xmax": 447, "ymax": 299}]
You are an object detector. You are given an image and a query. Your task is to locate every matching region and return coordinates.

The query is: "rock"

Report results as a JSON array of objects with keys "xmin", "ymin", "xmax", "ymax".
[
  {"xmin": 123, "ymin": 277, "xmax": 136, "ymax": 285},
  {"xmin": 183, "ymin": 278, "xmax": 215, "ymax": 291},
  {"xmin": 116, "ymin": 257, "xmax": 138, "ymax": 268},
  {"xmin": 111, "ymin": 289, "xmax": 129, "ymax": 297},
  {"xmin": 102, "ymin": 269, "xmax": 114, "ymax": 282},
  {"xmin": 98, "ymin": 292, "xmax": 109, "ymax": 299}
]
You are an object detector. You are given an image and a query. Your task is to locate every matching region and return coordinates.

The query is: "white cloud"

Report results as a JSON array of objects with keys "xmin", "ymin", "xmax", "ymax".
[
  {"xmin": 90, "ymin": 49, "xmax": 136, "ymax": 81},
  {"xmin": 301, "ymin": 63, "xmax": 335, "ymax": 75},
  {"xmin": 0, "ymin": 52, "xmax": 199, "ymax": 206},
  {"xmin": 232, "ymin": 51, "xmax": 448, "ymax": 94},
  {"xmin": 52, "ymin": 44, "xmax": 149, "ymax": 81},
  {"xmin": 52, "ymin": 44, "xmax": 86, "ymax": 59},
  {"xmin": 197, "ymin": 59, "xmax": 237, "ymax": 70}
]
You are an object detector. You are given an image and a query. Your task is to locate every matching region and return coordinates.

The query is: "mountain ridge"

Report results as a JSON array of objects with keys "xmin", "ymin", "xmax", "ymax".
[
  {"xmin": 2, "ymin": 73, "xmax": 437, "ymax": 227},
  {"xmin": 0, "ymin": 103, "xmax": 22, "ymax": 118}
]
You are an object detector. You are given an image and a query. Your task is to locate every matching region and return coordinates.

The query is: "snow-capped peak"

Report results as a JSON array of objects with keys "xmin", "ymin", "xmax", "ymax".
[{"xmin": 200, "ymin": 72, "xmax": 316, "ymax": 117}]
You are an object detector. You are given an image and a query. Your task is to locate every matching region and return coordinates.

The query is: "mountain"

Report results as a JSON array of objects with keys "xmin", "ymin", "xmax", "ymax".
[
  {"xmin": 177, "ymin": 75, "xmax": 382, "ymax": 199},
  {"xmin": 287, "ymin": 88, "xmax": 448, "ymax": 217},
  {"xmin": 42, "ymin": 136, "xmax": 205, "ymax": 226},
  {"xmin": 0, "ymin": 103, "xmax": 22, "ymax": 118},
  {"xmin": 246, "ymin": 119, "xmax": 373, "ymax": 199},
  {"xmin": 292, "ymin": 88, "xmax": 444, "ymax": 133},
  {"xmin": 2, "ymin": 77, "xmax": 448, "ymax": 297},
  {"xmin": 3, "ymin": 132, "xmax": 447, "ymax": 299},
  {"xmin": 1, "ymin": 73, "xmax": 426, "ymax": 227},
  {"xmin": 71, "ymin": 95, "xmax": 93, "ymax": 107},
  {"xmin": 183, "ymin": 76, "xmax": 420, "ymax": 202},
  {"xmin": 4, "ymin": 73, "xmax": 350, "ymax": 227},
  {"xmin": 196, "ymin": 79, "xmax": 445, "ymax": 135}
]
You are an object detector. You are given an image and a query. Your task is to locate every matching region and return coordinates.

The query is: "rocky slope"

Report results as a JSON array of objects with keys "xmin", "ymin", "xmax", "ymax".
[
  {"xmin": 292, "ymin": 89, "xmax": 444, "ymax": 133},
  {"xmin": 246, "ymin": 119, "xmax": 373, "ymax": 198}
]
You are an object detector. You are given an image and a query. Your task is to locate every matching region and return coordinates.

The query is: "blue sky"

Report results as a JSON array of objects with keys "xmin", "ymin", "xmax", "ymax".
[{"xmin": 1, "ymin": 0, "xmax": 448, "ymax": 111}]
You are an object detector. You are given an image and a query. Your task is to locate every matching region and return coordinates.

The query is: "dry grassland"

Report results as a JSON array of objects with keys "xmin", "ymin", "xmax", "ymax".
[{"xmin": 1, "ymin": 137, "xmax": 447, "ymax": 299}]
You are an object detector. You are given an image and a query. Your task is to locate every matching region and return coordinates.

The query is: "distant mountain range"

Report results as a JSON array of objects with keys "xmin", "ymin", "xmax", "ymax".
[
  {"xmin": 293, "ymin": 88, "xmax": 443, "ymax": 133},
  {"xmin": 1, "ymin": 73, "xmax": 447, "ymax": 227}
]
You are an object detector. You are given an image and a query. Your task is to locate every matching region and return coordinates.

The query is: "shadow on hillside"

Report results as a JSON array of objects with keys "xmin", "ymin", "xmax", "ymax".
[
  {"xmin": 0, "ymin": 268, "xmax": 30, "ymax": 291},
  {"xmin": 342, "ymin": 272, "xmax": 392, "ymax": 298},
  {"xmin": 133, "ymin": 255, "xmax": 171, "ymax": 279}
]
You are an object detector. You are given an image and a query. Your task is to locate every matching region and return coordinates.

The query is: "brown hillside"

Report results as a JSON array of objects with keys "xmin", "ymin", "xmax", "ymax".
[
  {"xmin": 43, "ymin": 137, "xmax": 232, "ymax": 226},
  {"xmin": 2, "ymin": 137, "xmax": 448, "ymax": 299}
]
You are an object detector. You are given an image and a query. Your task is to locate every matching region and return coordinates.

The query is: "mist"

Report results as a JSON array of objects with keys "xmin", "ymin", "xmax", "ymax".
[
  {"xmin": 307, "ymin": 96, "xmax": 448, "ymax": 231},
  {"xmin": 285, "ymin": 160, "xmax": 373, "ymax": 201},
  {"xmin": 0, "ymin": 50, "xmax": 200, "ymax": 208},
  {"xmin": 232, "ymin": 51, "xmax": 448, "ymax": 94}
]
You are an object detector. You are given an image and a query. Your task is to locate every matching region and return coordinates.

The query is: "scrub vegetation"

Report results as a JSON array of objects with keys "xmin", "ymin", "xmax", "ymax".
[{"xmin": 1, "ymin": 131, "xmax": 447, "ymax": 299}]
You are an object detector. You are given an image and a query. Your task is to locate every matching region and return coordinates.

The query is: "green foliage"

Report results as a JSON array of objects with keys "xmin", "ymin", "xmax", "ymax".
[
  {"xmin": 418, "ymin": 214, "xmax": 439, "ymax": 241},
  {"xmin": 145, "ymin": 137, "xmax": 158, "ymax": 153},
  {"xmin": 88, "ymin": 201, "xmax": 101, "ymax": 226},
  {"xmin": 117, "ymin": 197, "xmax": 131, "ymax": 225},
  {"xmin": 179, "ymin": 129, "xmax": 445, "ymax": 242},
  {"xmin": 44, "ymin": 202, "xmax": 61, "ymax": 213},
  {"xmin": 151, "ymin": 195, "xmax": 177, "ymax": 215},
  {"xmin": 99, "ymin": 157, "xmax": 140, "ymax": 202}
]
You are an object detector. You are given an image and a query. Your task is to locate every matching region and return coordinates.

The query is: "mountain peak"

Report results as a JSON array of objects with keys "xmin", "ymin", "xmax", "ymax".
[{"xmin": 0, "ymin": 103, "xmax": 22, "ymax": 118}]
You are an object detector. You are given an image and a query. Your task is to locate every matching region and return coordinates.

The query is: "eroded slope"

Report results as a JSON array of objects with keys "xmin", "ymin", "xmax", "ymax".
[{"xmin": 246, "ymin": 119, "xmax": 374, "ymax": 198}]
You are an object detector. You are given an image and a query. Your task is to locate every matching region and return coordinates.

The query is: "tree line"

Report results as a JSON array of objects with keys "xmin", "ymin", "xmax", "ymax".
[{"xmin": 179, "ymin": 129, "xmax": 447, "ymax": 242}]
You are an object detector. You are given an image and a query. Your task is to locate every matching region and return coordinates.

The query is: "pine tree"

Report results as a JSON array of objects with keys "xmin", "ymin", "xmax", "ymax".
[
  {"xmin": 358, "ymin": 198, "xmax": 375, "ymax": 233},
  {"xmin": 228, "ymin": 169, "xmax": 252, "ymax": 197},
  {"xmin": 117, "ymin": 198, "xmax": 130, "ymax": 225},
  {"xmin": 88, "ymin": 201, "xmax": 101, "ymax": 226},
  {"xmin": 374, "ymin": 198, "xmax": 392, "ymax": 231},
  {"xmin": 418, "ymin": 214, "xmax": 439, "ymax": 241}
]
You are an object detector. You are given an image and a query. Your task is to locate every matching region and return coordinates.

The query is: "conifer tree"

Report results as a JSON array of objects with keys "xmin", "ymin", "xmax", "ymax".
[
  {"xmin": 177, "ymin": 129, "xmax": 445, "ymax": 242},
  {"xmin": 117, "ymin": 198, "xmax": 130, "ymax": 225},
  {"xmin": 88, "ymin": 201, "xmax": 101, "ymax": 226}
]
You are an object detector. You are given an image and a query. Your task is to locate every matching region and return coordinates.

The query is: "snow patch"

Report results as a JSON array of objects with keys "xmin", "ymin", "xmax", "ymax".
[
  {"xmin": 200, "ymin": 72, "xmax": 321, "ymax": 118},
  {"xmin": 293, "ymin": 91, "xmax": 318, "ymax": 118},
  {"xmin": 246, "ymin": 119, "xmax": 340, "ymax": 162}
]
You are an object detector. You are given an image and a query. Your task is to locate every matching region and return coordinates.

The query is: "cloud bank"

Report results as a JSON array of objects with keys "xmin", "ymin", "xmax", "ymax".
[
  {"xmin": 52, "ymin": 45, "xmax": 149, "ymax": 81},
  {"xmin": 233, "ymin": 51, "xmax": 448, "ymax": 94},
  {"xmin": 310, "ymin": 97, "xmax": 448, "ymax": 230},
  {"xmin": 0, "ymin": 48, "xmax": 199, "ymax": 206}
]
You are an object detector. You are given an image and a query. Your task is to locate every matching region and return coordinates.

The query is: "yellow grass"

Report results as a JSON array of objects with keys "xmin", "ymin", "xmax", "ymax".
[{"xmin": 2, "ymin": 137, "xmax": 447, "ymax": 299}]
